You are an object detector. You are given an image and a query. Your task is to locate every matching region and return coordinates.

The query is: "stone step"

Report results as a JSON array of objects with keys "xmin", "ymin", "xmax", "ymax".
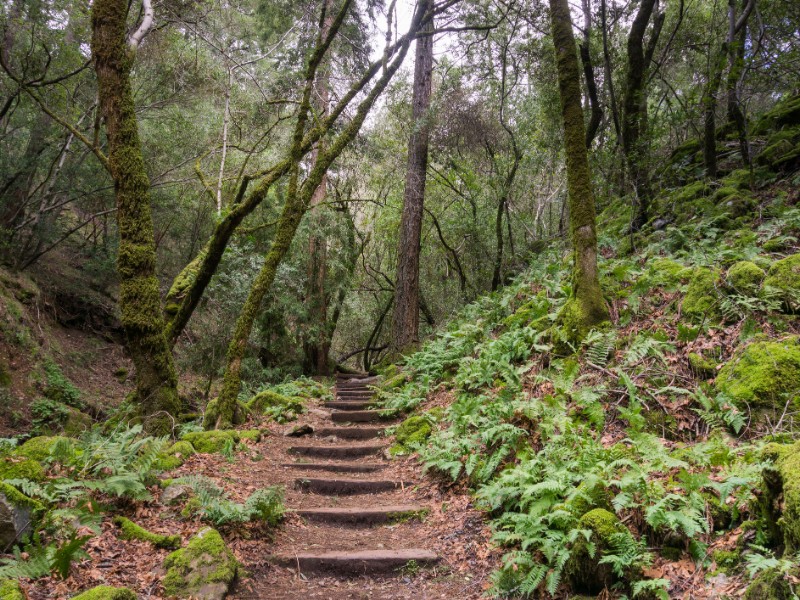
[
  {"xmin": 315, "ymin": 426, "xmax": 384, "ymax": 440},
  {"xmin": 287, "ymin": 444, "xmax": 385, "ymax": 459},
  {"xmin": 295, "ymin": 477, "xmax": 408, "ymax": 495},
  {"xmin": 334, "ymin": 386, "xmax": 373, "ymax": 393},
  {"xmin": 281, "ymin": 462, "xmax": 386, "ymax": 474},
  {"xmin": 324, "ymin": 400, "xmax": 373, "ymax": 410},
  {"xmin": 291, "ymin": 505, "xmax": 427, "ymax": 525},
  {"xmin": 270, "ymin": 549, "xmax": 439, "ymax": 574},
  {"xmin": 331, "ymin": 410, "xmax": 387, "ymax": 423}
]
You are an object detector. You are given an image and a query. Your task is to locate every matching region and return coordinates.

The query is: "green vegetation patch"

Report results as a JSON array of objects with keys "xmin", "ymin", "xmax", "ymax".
[
  {"xmin": 163, "ymin": 527, "xmax": 238, "ymax": 598},
  {"xmin": 0, "ymin": 579, "xmax": 24, "ymax": 600},
  {"xmin": 70, "ymin": 585, "xmax": 137, "ymax": 600},
  {"xmin": 390, "ymin": 416, "xmax": 433, "ymax": 456},
  {"xmin": 763, "ymin": 253, "xmax": 800, "ymax": 312},
  {"xmin": 181, "ymin": 430, "xmax": 238, "ymax": 453},
  {"xmin": 681, "ymin": 267, "xmax": 723, "ymax": 322},
  {"xmin": 245, "ymin": 390, "xmax": 304, "ymax": 423},
  {"xmin": 726, "ymin": 261, "xmax": 765, "ymax": 296},
  {"xmin": 0, "ymin": 457, "xmax": 45, "ymax": 482},
  {"xmin": 114, "ymin": 516, "xmax": 180, "ymax": 549},
  {"xmin": 14, "ymin": 436, "xmax": 69, "ymax": 462}
]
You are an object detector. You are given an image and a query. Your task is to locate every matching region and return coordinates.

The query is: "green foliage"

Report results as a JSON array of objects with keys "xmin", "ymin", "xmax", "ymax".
[
  {"xmin": 173, "ymin": 475, "xmax": 284, "ymax": 527},
  {"xmin": 113, "ymin": 516, "xmax": 181, "ymax": 549},
  {"xmin": 42, "ymin": 360, "xmax": 84, "ymax": 410},
  {"xmin": 0, "ymin": 533, "xmax": 90, "ymax": 580},
  {"xmin": 71, "ymin": 586, "xmax": 137, "ymax": 600}
]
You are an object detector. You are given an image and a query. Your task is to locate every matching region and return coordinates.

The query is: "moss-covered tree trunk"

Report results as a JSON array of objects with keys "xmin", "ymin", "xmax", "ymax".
[
  {"xmin": 91, "ymin": 0, "xmax": 181, "ymax": 433},
  {"xmin": 549, "ymin": 0, "xmax": 610, "ymax": 343},
  {"xmin": 391, "ymin": 0, "xmax": 434, "ymax": 354}
]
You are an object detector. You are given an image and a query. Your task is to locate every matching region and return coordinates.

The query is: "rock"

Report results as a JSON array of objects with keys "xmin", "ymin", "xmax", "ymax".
[
  {"xmin": 716, "ymin": 337, "xmax": 800, "ymax": 415},
  {"xmin": 14, "ymin": 436, "xmax": 69, "ymax": 462},
  {"xmin": 726, "ymin": 261, "xmax": 765, "ymax": 296},
  {"xmin": 0, "ymin": 482, "xmax": 44, "ymax": 549},
  {"xmin": 566, "ymin": 508, "xmax": 629, "ymax": 594},
  {"xmin": 681, "ymin": 267, "xmax": 722, "ymax": 322},
  {"xmin": 284, "ymin": 424, "xmax": 314, "ymax": 437},
  {"xmin": 389, "ymin": 416, "xmax": 432, "ymax": 456},
  {"xmin": 744, "ymin": 566, "xmax": 795, "ymax": 599},
  {"xmin": 181, "ymin": 430, "xmax": 238, "ymax": 453},
  {"xmin": 688, "ymin": 352, "xmax": 717, "ymax": 378},
  {"xmin": 763, "ymin": 253, "xmax": 800, "ymax": 312},
  {"xmin": 0, "ymin": 457, "xmax": 45, "ymax": 482},
  {"xmin": 161, "ymin": 483, "xmax": 193, "ymax": 506},
  {"xmin": 70, "ymin": 585, "xmax": 137, "ymax": 600},
  {"xmin": 163, "ymin": 527, "xmax": 238, "ymax": 600},
  {"xmin": 156, "ymin": 440, "xmax": 196, "ymax": 471},
  {"xmin": 651, "ymin": 217, "xmax": 670, "ymax": 231}
]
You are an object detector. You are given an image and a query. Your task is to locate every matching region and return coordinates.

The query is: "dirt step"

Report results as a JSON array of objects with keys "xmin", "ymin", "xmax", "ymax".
[
  {"xmin": 324, "ymin": 400, "xmax": 373, "ymax": 410},
  {"xmin": 315, "ymin": 426, "xmax": 384, "ymax": 440},
  {"xmin": 287, "ymin": 444, "xmax": 385, "ymax": 459},
  {"xmin": 292, "ymin": 505, "xmax": 428, "ymax": 525},
  {"xmin": 331, "ymin": 410, "xmax": 388, "ymax": 423},
  {"xmin": 335, "ymin": 390, "xmax": 374, "ymax": 396},
  {"xmin": 334, "ymin": 387, "xmax": 373, "ymax": 394},
  {"xmin": 281, "ymin": 462, "xmax": 386, "ymax": 473},
  {"xmin": 295, "ymin": 477, "xmax": 408, "ymax": 495},
  {"xmin": 269, "ymin": 549, "xmax": 438, "ymax": 574}
]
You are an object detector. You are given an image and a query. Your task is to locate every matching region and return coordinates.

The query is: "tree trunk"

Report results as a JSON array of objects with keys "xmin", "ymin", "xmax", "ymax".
[
  {"xmin": 550, "ymin": 0, "xmax": 609, "ymax": 342},
  {"xmin": 91, "ymin": 0, "xmax": 181, "ymax": 434},
  {"xmin": 622, "ymin": 0, "xmax": 658, "ymax": 231},
  {"xmin": 725, "ymin": 0, "xmax": 752, "ymax": 169},
  {"xmin": 391, "ymin": 0, "xmax": 434, "ymax": 353},
  {"xmin": 580, "ymin": 0, "xmax": 603, "ymax": 148}
]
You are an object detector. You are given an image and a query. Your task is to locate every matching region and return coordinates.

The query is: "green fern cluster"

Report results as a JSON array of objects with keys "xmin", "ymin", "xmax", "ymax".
[{"xmin": 175, "ymin": 475, "xmax": 284, "ymax": 527}]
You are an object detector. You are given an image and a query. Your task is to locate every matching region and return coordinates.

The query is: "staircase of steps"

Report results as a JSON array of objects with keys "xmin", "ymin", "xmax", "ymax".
[{"xmin": 268, "ymin": 372, "xmax": 439, "ymax": 578}]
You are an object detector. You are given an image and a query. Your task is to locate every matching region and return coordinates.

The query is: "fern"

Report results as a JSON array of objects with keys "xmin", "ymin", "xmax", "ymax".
[{"xmin": 584, "ymin": 329, "xmax": 616, "ymax": 367}]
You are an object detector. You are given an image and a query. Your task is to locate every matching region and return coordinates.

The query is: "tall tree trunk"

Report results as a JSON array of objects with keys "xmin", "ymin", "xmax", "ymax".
[
  {"xmin": 550, "ymin": 0, "xmax": 609, "ymax": 342},
  {"xmin": 622, "ymin": 0, "xmax": 657, "ymax": 231},
  {"xmin": 91, "ymin": 0, "xmax": 181, "ymax": 434},
  {"xmin": 725, "ymin": 0, "xmax": 753, "ymax": 169},
  {"xmin": 702, "ymin": 46, "xmax": 727, "ymax": 179},
  {"xmin": 580, "ymin": 0, "xmax": 603, "ymax": 148},
  {"xmin": 390, "ymin": 0, "xmax": 434, "ymax": 354}
]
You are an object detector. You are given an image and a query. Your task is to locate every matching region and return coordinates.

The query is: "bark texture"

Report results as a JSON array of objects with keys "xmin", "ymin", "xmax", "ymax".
[
  {"xmin": 91, "ymin": 0, "xmax": 181, "ymax": 433},
  {"xmin": 550, "ymin": 0, "xmax": 610, "ymax": 342},
  {"xmin": 391, "ymin": 0, "xmax": 434, "ymax": 353}
]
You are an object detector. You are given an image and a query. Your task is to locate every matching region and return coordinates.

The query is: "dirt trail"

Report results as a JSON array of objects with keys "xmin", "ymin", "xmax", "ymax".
[{"xmin": 229, "ymin": 373, "xmax": 497, "ymax": 599}]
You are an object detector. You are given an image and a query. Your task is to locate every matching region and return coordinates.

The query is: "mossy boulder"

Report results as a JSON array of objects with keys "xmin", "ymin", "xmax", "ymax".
[
  {"xmin": 163, "ymin": 527, "xmax": 238, "ymax": 600},
  {"xmin": 0, "ymin": 579, "xmax": 24, "ymax": 600},
  {"xmin": 566, "ymin": 508, "xmax": 628, "ymax": 594},
  {"xmin": 743, "ymin": 566, "xmax": 797, "ymax": 600},
  {"xmin": 181, "ymin": 431, "xmax": 238, "ymax": 454},
  {"xmin": 716, "ymin": 338, "xmax": 800, "ymax": 415},
  {"xmin": 681, "ymin": 268, "xmax": 723, "ymax": 322},
  {"xmin": 0, "ymin": 481, "xmax": 45, "ymax": 549},
  {"xmin": 645, "ymin": 258, "xmax": 693, "ymax": 289},
  {"xmin": 760, "ymin": 441, "xmax": 800, "ymax": 553},
  {"xmin": 756, "ymin": 126, "xmax": 800, "ymax": 169},
  {"xmin": 14, "ymin": 436, "xmax": 69, "ymax": 462},
  {"xmin": 114, "ymin": 516, "xmax": 181, "ymax": 549},
  {"xmin": 157, "ymin": 440, "xmax": 196, "ymax": 470},
  {"xmin": 726, "ymin": 261, "xmax": 765, "ymax": 296},
  {"xmin": 390, "ymin": 416, "xmax": 432, "ymax": 456},
  {"xmin": 62, "ymin": 407, "xmax": 93, "ymax": 436},
  {"xmin": 751, "ymin": 93, "xmax": 800, "ymax": 135},
  {"xmin": 246, "ymin": 390, "xmax": 303, "ymax": 416},
  {"xmin": 379, "ymin": 372, "xmax": 408, "ymax": 392},
  {"xmin": 0, "ymin": 456, "xmax": 45, "ymax": 482},
  {"xmin": 71, "ymin": 585, "xmax": 137, "ymax": 600},
  {"xmin": 202, "ymin": 398, "xmax": 249, "ymax": 429},
  {"xmin": 763, "ymin": 253, "xmax": 800, "ymax": 312}
]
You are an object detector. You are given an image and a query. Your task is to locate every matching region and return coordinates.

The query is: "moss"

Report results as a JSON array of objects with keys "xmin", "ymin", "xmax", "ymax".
[
  {"xmin": 556, "ymin": 297, "xmax": 610, "ymax": 348},
  {"xmin": 162, "ymin": 527, "xmax": 238, "ymax": 598},
  {"xmin": 71, "ymin": 586, "xmax": 137, "ymax": 600},
  {"xmin": 660, "ymin": 547, "xmax": 681, "ymax": 560},
  {"xmin": 114, "ymin": 516, "xmax": 180, "ymax": 549},
  {"xmin": 681, "ymin": 267, "xmax": 722, "ymax": 322},
  {"xmin": 760, "ymin": 439, "xmax": 800, "ymax": 553},
  {"xmin": 688, "ymin": 352, "xmax": 717, "ymax": 377},
  {"xmin": 726, "ymin": 261, "xmax": 766, "ymax": 296},
  {"xmin": 763, "ymin": 238, "xmax": 789, "ymax": 253},
  {"xmin": 743, "ymin": 567, "xmax": 796, "ymax": 600},
  {"xmin": 202, "ymin": 397, "xmax": 249, "ymax": 429},
  {"xmin": 0, "ymin": 457, "xmax": 45, "ymax": 482},
  {"xmin": 566, "ymin": 481, "xmax": 612, "ymax": 517},
  {"xmin": 390, "ymin": 416, "xmax": 432, "ymax": 456},
  {"xmin": 165, "ymin": 248, "xmax": 208, "ymax": 316},
  {"xmin": 502, "ymin": 293, "xmax": 549, "ymax": 329},
  {"xmin": 751, "ymin": 93, "xmax": 800, "ymax": 134},
  {"xmin": 756, "ymin": 126, "xmax": 800, "ymax": 168},
  {"xmin": 15, "ymin": 436, "xmax": 68, "ymax": 462},
  {"xmin": 238, "ymin": 429, "xmax": 261, "ymax": 442},
  {"xmin": 763, "ymin": 253, "xmax": 800, "ymax": 312},
  {"xmin": 567, "ymin": 509, "xmax": 627, "ymax": 594},
  {"xmin": 155, "ymin": 441, "xmax": 196, "ymax": 471},
  {"xmin": 181, "ymin": 430, "xmax": 238, "ymax": 454},
  {"xmin": 704, "ymin": 493, "xmax": 733, "ymax": 531},
  {"xmin": 711, "ymin": 549, "xmax": 739, "ymax": 574},
  {"xmin": 0, "ymin": 579, "xmax": 24, "ymax": 600},
  {"xmin": 62, "ymin": 407, "xmax": 93, "ymax": 437},
  {"xmin": 646, "ymin": 258, "xmax": 692, "ymax": 289},
  {"xmin": 0, "ymin": 481, "xmax": 45, "ymax": 513},
  {"xmin": 379, "ymin": 372, "xmax": 408, "ymax": 392},
  {"xmin": 716, "ymin": 337, "xmax": 800, "ymax": 410},
  {"xmin": 246, "ymin": 390, "xmax": 303, "ymax": 416},
  {"xmin": 376, "ymin": 363, "xmax": 399, "ymax": 378}
]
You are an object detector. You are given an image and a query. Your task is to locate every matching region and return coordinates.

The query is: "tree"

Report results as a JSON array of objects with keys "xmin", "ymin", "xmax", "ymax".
[
  {"xmin": 91, "ymin": 0, "xmax": 181, "ymax": 433},
  {"xmin": 549, "ymin": 0, "xmax": 609, "ymax": 342},
  {"xmin": 391, "ymin": 0, "xmax": 434, "ymax": 354}
]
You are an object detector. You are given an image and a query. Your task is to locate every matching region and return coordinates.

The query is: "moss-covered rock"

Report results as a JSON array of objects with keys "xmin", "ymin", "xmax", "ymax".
[
  {"xmin": 202, "ymin": 398, "xmax": 249, "ymax": 429},
  {"xmin": 14, "ymin": 436, "xmax": 69, "ymax": 462},
  {"xmin": 716, "ymin": 338, "xmax": 800, "ymax": 413},
  {"xmin": 566, "ymin": 508, "xmax": 628, "ymax": 594},
  {"xmin": 114, "ymin": 516, "xmax": 180, "ymax": 549},
  {"xmin": 181, "ymin": 431, "xmax": 238, "ymax": 454},
  {"xmin": 645, "ymin": 258, "xmax": 693, "ymax": 289},
  {"xmin": 681, "ymin": 268, "xmax": 722, "ymax": 322},
  {"xmin": 389, "ymin": 416, "xmax": 432, "ymax": 456},
  {"xmin": 246, "ymin": 390, "xmax": 303, "ymax": 416},
  {"xmin": 0, "ymin": 481, "xmax": 45, "ymax": 549},
  {"xmin": 379, "ymin": 372, "xmax": 408, "ymax": 392},
  {"xmin": 0, "ymin": 579, "xmax": 24, "ymax": 600},
  {"xmin": 726, "ymin": 261, "xmax": 766, "ymax": 296},
  {"xmin": 71, "ymin": 585, "xmax": 137, "ymax": 600},
  {"xmin": 688, "ymin": 352, "xmax": 717, "ymax": 378},
  {"xmin": 760, "ymin": 441, "xmax": 800, "ymax": 553},
  {"xmin": 743, "ymin": 566, "xmax": 796, "ymax": 600},
  {"xmin": 751, "ymin": 93, "xmax": 800, "ymax": 135},
  {"xmin": 756, "ymin": 126, "xmax": 800, "ymax": 169},
  {"xmin": 62, "ymin": 407, "xmax": 93, "ymax": 436},
  {"xmin": 163, "ymin": 527, "xmax": 238, "ymax": 599},
  {"xmin": 157, "ymin": 440, "xmax": 197, "ymax": 470},
  {"xmin": 763, "ymin": 253, "xmax": 800, "ymax": 312},
  {"xmin": 0, "ymin": 457, "xmax": 45, "ymax": 482}
]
